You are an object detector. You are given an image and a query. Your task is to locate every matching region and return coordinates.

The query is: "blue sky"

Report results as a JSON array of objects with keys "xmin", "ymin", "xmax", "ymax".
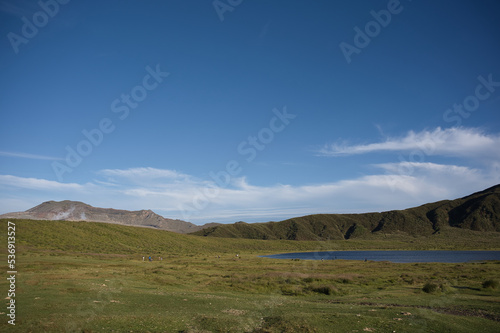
[{"xmin": 1, "ymin": 0, "xmax": 499, "ymax": 224}]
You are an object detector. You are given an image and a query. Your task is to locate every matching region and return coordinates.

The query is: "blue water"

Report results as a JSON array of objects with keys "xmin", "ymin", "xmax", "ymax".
[{"xmin": 261, "ymin": 251, "xmax": 500, "ymax": 263}]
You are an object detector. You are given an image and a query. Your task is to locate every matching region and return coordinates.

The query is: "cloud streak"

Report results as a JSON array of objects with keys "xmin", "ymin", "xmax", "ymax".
[
  {"xmin": 317, "ymin": 127, "xmax": 500, "ymax": 158},
  {"xmin": 0, "ymin": 175, "xmax": 86, "ymax": 191},
  {"xmin": 2, "ymin": 126, "xmax": 499, "ymax": 224},
  {"xmin": 98, "ymin": 167, "xmax": 192, "ymax": 184},
  {"xmin": 0, "ymin": 151, "xmax": 64, "ymax": 161},
  {"xmin": 1, "ymin": 161, "xmax": 497, "ymax": 224}
]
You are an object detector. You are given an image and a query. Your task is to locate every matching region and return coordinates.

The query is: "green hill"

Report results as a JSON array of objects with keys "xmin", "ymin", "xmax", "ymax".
[
  {"xmin": 191, "ymin": 185, "xmax": 500, "ymax": 241},
  {"xmin": 3, "ymin": 214, "xmax": 500, "ymax": 258},
  {"xmin": 1, "ymin": 218, "xmax": 499, "ymax": 333},
  {"xmin": 2, "ymin": 185, "xmax": 499, "ymax": 255},
  {"xmin": 1, "ymin": 187, "xmax": 499, "ymax": 333},
  {"xmin": 0, "ymin": 218, "xmax": 346, "ymax": 256}
]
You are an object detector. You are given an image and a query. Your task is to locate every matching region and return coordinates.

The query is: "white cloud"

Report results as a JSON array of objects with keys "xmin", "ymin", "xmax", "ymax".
[
  {"xmin": 317, "ymin": 127, "xmax": 500, "ymax": 158},
  {"xmin": 0, "ymin": 151, "xmax": 64, "ymax": 161},
  {"xmin": 312, "ymin": 127, "xmax": 500, "ymax": 214},
  {"xmin": 0, "ymin": 175, "xmax": 95, "ymax": 215},
  {"xmin": 0, "ymin": 160, "xmax": 498, "ymax": 224},
  {"xmin": 99, "ymin": 167, "xmax": 191, "ymax": 183},
  {"xmin": 4, "ymin": 128, "xmax": 498, "ymax": 223},
  {"xmin": 372, "ymin": 162, "xmax": 492, "ymax": 197},
  {"xmin": 375, "ymin": 161, "xmax": 478, "ymax": 177},
  {"xmin": 0, "ymin": 175, "xmax": 85, "ymax": 191},
  {"xmin": 167, "ymin": 161, "xmax": 497, "ymax": 223}
]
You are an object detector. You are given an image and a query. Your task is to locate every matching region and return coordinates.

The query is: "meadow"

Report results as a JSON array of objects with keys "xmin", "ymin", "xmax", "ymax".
[{"xmin": 1, "ymin": 219, "xmax": 499, "ymax": 332}]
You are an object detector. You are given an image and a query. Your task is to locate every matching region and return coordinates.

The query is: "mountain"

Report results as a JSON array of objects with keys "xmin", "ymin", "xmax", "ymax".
[
  {"xmin": 191, "ymin": 184, "xmax": 500, "ymax": 240},
  {"xmin": 2, "ymin": 185, "xmax": 499, "ymax": 238},
  {"xmin": 0, "ymin": 200, "xmax": 216, "ymax": 234}
]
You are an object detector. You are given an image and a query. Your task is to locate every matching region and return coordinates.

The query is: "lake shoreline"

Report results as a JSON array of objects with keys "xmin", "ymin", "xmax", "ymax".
[{"xmin": 261, "ymin": 250, "xmax": 500, "ymax": 263}]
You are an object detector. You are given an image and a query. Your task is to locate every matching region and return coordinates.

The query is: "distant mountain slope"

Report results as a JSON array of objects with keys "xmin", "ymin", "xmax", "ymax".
[
  {"xmin": 0, "ymin": 200, "xmax": 216, "ymax": 234},
  {"xmin": 191, "ymin": 184, "xmax": 500, "ymax": 240}
]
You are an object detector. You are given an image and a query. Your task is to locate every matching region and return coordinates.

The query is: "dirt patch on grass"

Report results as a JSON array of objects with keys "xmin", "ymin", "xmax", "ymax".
[
  {"xmin": 322, "ymin": 300, "xmax": 500, "ymax": 322},
  {"xmin": 435, "ymin": 306, "xmax": 500, "ymax": 322},
  {"xmin": 193, "ymin": 293, "xmax": 228, "ymax": 300},
  {"xmin": 222, "ymin": 309, "xmax": 247, "ymax": 316}
]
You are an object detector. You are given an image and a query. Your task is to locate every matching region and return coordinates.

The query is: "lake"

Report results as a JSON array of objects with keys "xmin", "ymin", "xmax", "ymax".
[{"xmin": 261, "ymin": 250, "xmax": 500, "ymax": 263}]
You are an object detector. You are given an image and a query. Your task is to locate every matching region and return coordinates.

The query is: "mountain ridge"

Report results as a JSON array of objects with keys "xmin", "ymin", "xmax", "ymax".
[
  {"xmin": 191, "ymin": 184, "xmax": 500, "ymax": 240},
  {"xmin": 2, "ymin": 185, "xmax": 499, "ymax": 238},
  {"xmin": 0, "ymin": 200, "xmax": 218, "ymax": 234}
]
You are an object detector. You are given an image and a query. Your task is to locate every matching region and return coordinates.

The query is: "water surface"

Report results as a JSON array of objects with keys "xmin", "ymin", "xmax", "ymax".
[{"xmin": 261, "ymin": 251, "xmax": 500, "ymax": 263}]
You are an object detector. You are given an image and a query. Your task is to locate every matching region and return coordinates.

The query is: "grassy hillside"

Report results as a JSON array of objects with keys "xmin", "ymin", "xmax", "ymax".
[
  {"xmin": 1, "ymin": 219, "xmax": 499, "ymax": 332},
  {"xmin": 1, "ymin": 219, "xmax": 325, "ymax": 256},
  {"xmin": 2, "ymin": 217, "xmax": 500, "ymax": 259},
  {"xmin": 192, "ymin": 184, "xmax": 500, "ymax": 241}
]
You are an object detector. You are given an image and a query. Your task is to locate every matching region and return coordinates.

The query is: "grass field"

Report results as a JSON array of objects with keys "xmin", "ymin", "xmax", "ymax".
[{"xmin": 1, "ymin": 219, "xmax": 500, "ymax": 332}]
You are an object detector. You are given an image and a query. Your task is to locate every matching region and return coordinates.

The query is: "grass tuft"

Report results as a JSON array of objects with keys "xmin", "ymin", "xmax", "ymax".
[
  {"xmin": 310, "ymin": 285, "xmax": 337, "ymax": 295},
  {"xmin": 422, "ymin": 282, "xmax": 439, "ymax": 293},
  {"xmin": 482, "ymin": 279, "xmax": 499, "ymax": 289}
]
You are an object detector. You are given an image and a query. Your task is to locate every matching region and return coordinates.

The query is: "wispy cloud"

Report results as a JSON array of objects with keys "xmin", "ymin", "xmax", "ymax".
[
  {"xmin": 0, "ymin": 175, "xmax": 85, "ymax": 191},
  {"xmin": 0, "ymin": 160, "xmax": 498, "ymax": 224},
  {"xmin": 100, "ymin": 163, "xmax": 498, "ymax": 222},
  {"xmin": 375, "ymin": 161, "xmax": 478, "ymax": 176},
  {"xmin": 98, "ymin": 167, "xmax": 192, "ymax": 184},
  {"xmin": 0, "ymin": 151, "xmax": 64, "ymax": 161},
  {"xmin": 317, "ymin": 127, "xmax": 500, "ymax": 158}
]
